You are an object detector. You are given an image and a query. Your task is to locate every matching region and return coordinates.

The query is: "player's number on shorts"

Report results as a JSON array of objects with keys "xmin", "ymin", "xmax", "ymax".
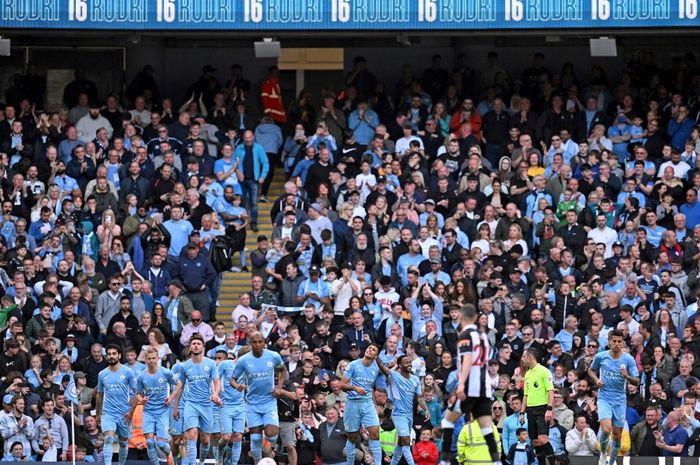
[
  {"xmin": 680, "ymin": 0, "xmax": 697, "ymax": 18},
  {"xmin": 245, "ymin": 0, "xmax": 263, "ymax": 22},
  {"xmin": 332, "ymin": 0, "xmax": 350, "ymax": 22},
  {"xmin": 591, "ymin": 0, "xmax": 610, "ymax": 20},
  {"xmin": 156, "ymin": 0, "xmax": 175, "ymax": 22},
  {"xmin": 68, "ymin": 0, "xmax": 87, "ymax": 21},
  {"xmin": 418, "ymin": 0, "xmax": 436, "ymax": 22},
  {"xmin": 504, "ymin": 0, "xmax": 523, "ymax": 21}
]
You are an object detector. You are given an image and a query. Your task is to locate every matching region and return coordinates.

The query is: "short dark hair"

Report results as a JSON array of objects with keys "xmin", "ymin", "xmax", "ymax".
[{"xmin": 105, "ymin": 344, "xmax": 122, "ymax": 355}]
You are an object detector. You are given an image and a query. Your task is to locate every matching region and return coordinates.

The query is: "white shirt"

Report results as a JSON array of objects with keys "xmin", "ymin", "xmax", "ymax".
[
  {"xmin": 659, "ymin": 160, "xmax": 691, "ymax": 179},
  {"xmin": 587, "ymin": 227, "xmax": 618, "ymax": 258}
]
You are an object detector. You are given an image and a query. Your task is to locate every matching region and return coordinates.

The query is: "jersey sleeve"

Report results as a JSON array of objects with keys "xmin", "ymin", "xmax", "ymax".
[
  {"xmin": 457, "ymin": 335, "xmax": 473, "ymax": 357},
  {"xmin": 96, "ymin": 372, "xmax": 104, "ymax": 394},
  {"xmin": 210, "ymin": 360, "xmax": 220, "ymax": 380},
  {"xmin": 136, "ymin": 374, "xmax": 145, "ymax": 393},
  {"xmin": 414, "ymin": 377, "xmax": 422, "ymax": 397},
  {"xmin": 272, "ymin": 351, "xmax": 284, "ymax": 369},
  {"xmin": 343, "ymin": 363, "xmax": 353, "ymax": 380},
  {"xmin": 179, "ymin": 362, "xmax": 189, "ymax": 385},
  {"xmin": 590, "ymin": 353, "xmax": 601, "ymax": 370},
  {"xmin": 230, "ymin": 359, "xmax": 243, "ymax": 379},
  {"xmin": 128, "ymin": 369, "xmax": 137, "ymax": 391},
  {"xmin": 542, "ymin": 367, "xmax": 554, "ymax": 392},
  {"xmin": 626, "ymin": 355, "xmax": 640, "ymax": 378}
]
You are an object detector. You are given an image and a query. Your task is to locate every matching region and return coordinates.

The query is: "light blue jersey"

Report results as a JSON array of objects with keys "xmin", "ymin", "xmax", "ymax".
[
  {"xmin": 218, "ymin": 360, "xmax": 245, "ymax": 409},
  {"xmin": 591, "ymin": 350, "xmax": 639, "ymax": 427},
  {"xmin": 169, "ymin": 362, "xmax": 185, "ymax": 436},
  {"xmin": 231, "ymin": 349, "xmax": 283, "ymax": 404},
  {"xmin": 591, "ymin": 351, "xmax": 639, "ymax": 404},
  {"xmin": 387, "ymin": 371, "xmax": 421, "ymax": 416},
  {"xmin": 179, "ymin": 357, "xmax": 219, "ymax": 405},
  {"xmin": 97, "ymin": 365, "xmax": 137, "ymax": 416},
  {"xmin": 344, "ymin": 359, "xmax": 381, "ymax": 401},
  {"xmin": 136, "ymin": 367, "xmax": 178, "ymax": 415}
]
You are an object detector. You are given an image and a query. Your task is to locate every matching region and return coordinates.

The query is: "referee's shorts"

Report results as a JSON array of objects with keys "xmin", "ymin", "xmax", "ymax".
[{"xmin": 526, "ymin": 405, "xmax": 549, "ymax": 439}]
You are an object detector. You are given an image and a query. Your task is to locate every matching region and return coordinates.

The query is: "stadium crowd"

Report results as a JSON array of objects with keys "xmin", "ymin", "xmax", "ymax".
[{"xmin": 0, "ymin": 49, "xmax": 699, "ymax": 465}]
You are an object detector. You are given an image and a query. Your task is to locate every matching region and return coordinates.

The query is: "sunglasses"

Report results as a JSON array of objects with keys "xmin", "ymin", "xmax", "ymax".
[
  {"xmin": 587, "ymin": 344, "xmax": 598, "ymax": 348},
  {"xmin": 493, "ymin": 406, "xmax": 503, "ymax": 410},
  {"xmin": 192, "ymin": 319, "xmax": 201, "ymax": 323},
  {"xmin": 110, "ymin": 282, "xmax": 120, "ymax": 286}
]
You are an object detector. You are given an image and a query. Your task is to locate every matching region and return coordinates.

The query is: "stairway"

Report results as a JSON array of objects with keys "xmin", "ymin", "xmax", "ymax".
[{"xmin": 216, "ymin": 170, "xmax": 286, "ymax": 329}]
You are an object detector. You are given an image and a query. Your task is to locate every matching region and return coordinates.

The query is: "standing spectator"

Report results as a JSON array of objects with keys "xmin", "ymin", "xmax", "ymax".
[
  {"xmin": 233, "ymin": 130, "xmax": 269, "ymax": 232},
  {"xmin": 318, "ymin": 406, "xmax": 347, "ymax": 465},
  {"xmin": 34, "ymin": 398, "xmax": 69, "ymax": 460},
  {"xmin": 630, "ymin": 406, "xmax": 663, "ymax": 456},
  {"xmin": 260, "ymin": 66, "xmax": 286, "ymax": 124}
]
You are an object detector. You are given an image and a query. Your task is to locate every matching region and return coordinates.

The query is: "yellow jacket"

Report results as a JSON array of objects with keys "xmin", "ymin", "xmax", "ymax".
[{"xmin": 457, "ymin": 420, "xmax": 502, "ymax": 465}]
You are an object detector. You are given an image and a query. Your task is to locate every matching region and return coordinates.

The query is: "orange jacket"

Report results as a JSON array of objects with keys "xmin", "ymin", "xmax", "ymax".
[
  {"xmin": 261, "ymin": 78, "xmax": 286, "ymax": 124},
  {"xmin": 128, "ymin": 405, "xmax": 147, "ymax": 450}
]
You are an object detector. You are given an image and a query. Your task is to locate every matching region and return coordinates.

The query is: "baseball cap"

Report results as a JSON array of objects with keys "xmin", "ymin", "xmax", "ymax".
[
  {"xmin": 349, "ymin": 342, "xmax": 360, "ymax": 350},
  {"xmin": 425, "ymin": 199, "xmax": 436, "ymax": 205},
  {"xmin": 257, "ymin": 234, "xmax": 268, "ymax": 242},
  {"xmin": 2, "ymin": 394, "xmax": 12, "ymax": 405},
  {"xmin": 612, "ymin": 241, "xmax": 623, "ymax": 248},
  {"xmin": 310, "ymin": 203, "xmax": 323, "ymax": 213},
  {"xmin": 309, "ymin": 265, "xmax": 321, "ymax": 274},
  {"xmin": 341, "ymin": 262, "xmax": 353, "ymax": 270},
  {"xmin": 186, "ymin": 241, "xmax": 199, "ymax": 249},
  {"xmin": 377, "ymin": 176, "xmax": 387, "ymax": 183},
  {"xmin": 74, "ymin": 371, "xmax": 86, "ymax": 379},
  {"xmin": 66, "ymin": 334, "xmax": 76, "ymax": 341},
  {"xmin": 430, "ymin": 257, "xmax": 441, "ymax": 264}
]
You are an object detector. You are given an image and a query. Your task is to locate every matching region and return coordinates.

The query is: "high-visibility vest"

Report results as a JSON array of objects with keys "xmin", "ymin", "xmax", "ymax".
[
  {"xmin": 380, "ymin": 428, "xmax": 398, "ymax": 456},
  {"xmin": 456, "ymin": 420, "xmax": 501, "ymax": 465}
]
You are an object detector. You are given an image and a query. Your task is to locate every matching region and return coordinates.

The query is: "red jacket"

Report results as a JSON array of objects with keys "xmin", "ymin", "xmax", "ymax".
[
  {"xmin": 261, "ymin": 78, "xmax": 287, "ymax": 124},
  {"xmin": 413, "ymin": 440, "xmax": 439, "ymax": 465}
]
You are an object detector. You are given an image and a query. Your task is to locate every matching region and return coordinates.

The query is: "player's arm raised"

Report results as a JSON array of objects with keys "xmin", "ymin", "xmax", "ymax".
[{"xmin": 376, "ymin": 357, "xmax": 391, "ymax": 380}]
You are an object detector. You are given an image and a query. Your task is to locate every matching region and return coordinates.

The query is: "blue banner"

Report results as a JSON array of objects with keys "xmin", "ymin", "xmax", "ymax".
[{"xmin": 0, "ymin": 0, "xmax": 697, "ymax": 30}]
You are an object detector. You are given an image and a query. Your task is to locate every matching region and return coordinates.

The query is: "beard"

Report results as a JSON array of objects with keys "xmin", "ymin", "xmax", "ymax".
[{"xmin": 107, "ymin": 358, "xmax": 118, "ymax": 366}]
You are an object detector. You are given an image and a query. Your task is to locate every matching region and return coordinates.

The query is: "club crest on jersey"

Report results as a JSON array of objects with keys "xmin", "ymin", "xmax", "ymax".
[
  {"xmin": 267, "ymin": 361, "xmax": 273, "ymax": 367},
  {"xmin": 204, "ymin": 366, "xmax": 210, "ymax": 372},
  {"xmin": 534, "ymin": 381, "xmax": 539, "ymax": 388},
  {"xmin": 120, "ymin": 375, "xmax": 126, "ymax": 380},
  {"xmin": 159, "ymin": 378, "xmax": 164, "ymax": 383}
]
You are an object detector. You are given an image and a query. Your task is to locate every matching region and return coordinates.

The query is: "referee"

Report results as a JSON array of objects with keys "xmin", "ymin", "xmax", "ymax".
[{"xmin": 520, "ymin": 348, "xmax": 555, "ymax": 465}]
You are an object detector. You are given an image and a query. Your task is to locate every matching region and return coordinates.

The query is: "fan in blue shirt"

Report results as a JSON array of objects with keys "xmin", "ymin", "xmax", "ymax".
[
  {"xmin": 340, "ymin": 343, "xmax": 387, "ymax": 465},
  {"xmin": 96, "ymin": 344, "xmax": 137, "ymax": 465},
  {"xmin": 174, "ymin": 334, "xmax": 221, "ymax": 465},
  {"xmin": 136, "ymin": 348, "xmax": 182, "ymax": 465},
  {"xmin": 588, "ymin": 329, "xmax": 640, "ymax": 465},
  {"xmin": 230, "ymin": 332, "xmax": 286, "ymax": 464}
]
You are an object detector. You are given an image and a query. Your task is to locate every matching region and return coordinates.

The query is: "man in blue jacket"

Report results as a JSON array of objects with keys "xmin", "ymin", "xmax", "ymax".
[
  {"xmin": 175, "ymin": 242, "xmax": 216, "ymax": 321},
  {"xmin": 233, "ymin": 129, "xmax": 269, "ymax": 232}
]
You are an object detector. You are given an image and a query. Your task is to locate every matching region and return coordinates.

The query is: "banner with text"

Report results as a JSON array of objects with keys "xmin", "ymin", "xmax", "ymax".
[{"xmin": 0, "ymin": 0, "xmax": 697, "ymax": 30}]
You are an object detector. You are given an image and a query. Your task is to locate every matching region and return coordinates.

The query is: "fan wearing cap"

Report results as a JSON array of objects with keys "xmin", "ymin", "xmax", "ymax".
[
  {"xmin": 332, "ymin": 262, "xmax": 362, "ymax": 315},
  {"xmin": 297, "ymin": 265, "xmax": 330, "ymax": 311},
  {"xmin": 423, "ymin": 257, "xmax": 451, "ymax": 287},
  {"xmin": 0, "ymin": 394, "xmax": 34, "ymax": 457}
]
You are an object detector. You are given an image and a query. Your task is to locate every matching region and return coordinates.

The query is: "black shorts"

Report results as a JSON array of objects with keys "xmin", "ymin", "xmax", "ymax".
[
  {"xmin": 460, "ymin": 397, "xmax": 493, "ymax": 419},
  {"xmin": 527, "ymin": 405, "xmax": 549, "ymax": 439}
]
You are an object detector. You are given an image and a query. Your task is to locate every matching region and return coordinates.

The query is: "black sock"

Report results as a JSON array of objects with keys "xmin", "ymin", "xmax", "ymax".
[
  {"xmin": 535, "ymin": 445, "xmax": 548, "ymax": 465},
  {"xmin": 544, "ymin": 442, "xmax": 555, "ymax": 465},
  {"xmin": 441, "ymin": 428, "xmax": 453, "ymax": 462},
  {"xmin": 483, "ymin": 432, "xmax": 500, "ymax": 461}
]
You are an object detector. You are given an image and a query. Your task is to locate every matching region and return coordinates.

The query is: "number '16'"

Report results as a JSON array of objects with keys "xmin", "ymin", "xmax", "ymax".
[
  {"xmin": 418, "ymin": 0, "xmax": 436, "ymax": 21},
  {"xmin": 68, "ymin": 0, "xmax": 87, "ymax": 21},
  {"xmin": 245, "ymin": 0, "xmax": 262, "ymax": 22},
  {"xmin": 504, "ymin": 0, "xmax": 522, "ymax": 20},
  {"xmin": 157, "ymin": 0, "xmax": 175, "ymax": 22},
  {"xmin": 591, "ymin": 0, "xmax": 610, "ymax": 20}
]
